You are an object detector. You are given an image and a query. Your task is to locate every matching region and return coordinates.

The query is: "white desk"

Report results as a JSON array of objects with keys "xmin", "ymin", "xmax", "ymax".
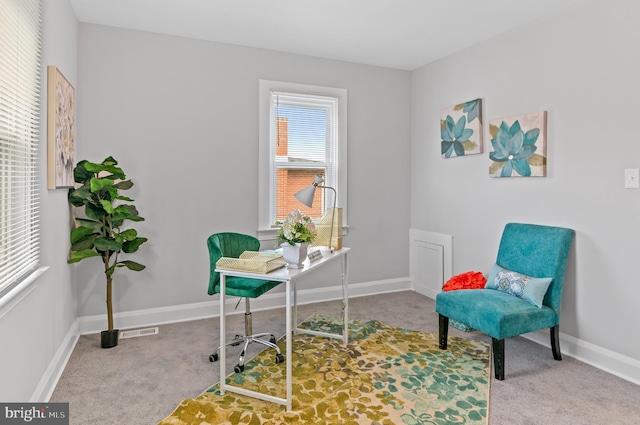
[{"xmin": 217, "ymin": 247, "xmax": 350, "ymax": 412}]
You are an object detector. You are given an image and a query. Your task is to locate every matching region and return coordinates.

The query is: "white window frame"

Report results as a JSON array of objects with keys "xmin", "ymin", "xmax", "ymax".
[
  {"xmin": 0, "ymin": 0, "xmax": 42, "ymax": 302},
  {"xmin": 258, "ymin": 80, "xmax": 348, "ymax": 238}
]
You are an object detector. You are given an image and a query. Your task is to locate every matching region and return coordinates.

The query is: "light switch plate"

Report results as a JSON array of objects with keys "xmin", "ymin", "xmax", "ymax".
[{"xmin": 624, "ymin": 168, "xmax": 639, "ymax": 189}]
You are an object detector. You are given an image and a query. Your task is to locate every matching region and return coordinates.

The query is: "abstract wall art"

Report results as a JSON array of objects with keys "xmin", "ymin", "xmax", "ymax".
[
  {"xmin": 440, "ymin": 98, "xmax": 482, "ymax": 158},
  {"xmin": 488, "ymin": 111, "xmax": 547, "ymax": 177},
  {"xmin": 47, "ymin": 65, "xmax": 76, "ymax": 189}
]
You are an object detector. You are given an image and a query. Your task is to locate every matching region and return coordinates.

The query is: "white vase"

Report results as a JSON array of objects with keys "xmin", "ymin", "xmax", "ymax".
[{"xmin": 281, "ymin": 242, "xmax": 310, "ymax": 269}]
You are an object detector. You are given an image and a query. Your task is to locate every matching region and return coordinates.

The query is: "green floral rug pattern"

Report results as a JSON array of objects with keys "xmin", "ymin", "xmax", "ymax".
[{"xmin": 158, "ymin": 314, "xmax": 490, "ymax": 425}]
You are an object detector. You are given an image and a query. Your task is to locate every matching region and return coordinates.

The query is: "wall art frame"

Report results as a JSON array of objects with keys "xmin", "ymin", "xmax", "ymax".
[
  {"xmin": 47, "ymin": 65, "xmax": 76, "ymax": 189},
  {"xmin": 440, "ymin": 98, "xmax": 483, "ymax": 158},
  {"xmin": 488, "ymin": 111, "xmax": 547, "ymax": 177}
]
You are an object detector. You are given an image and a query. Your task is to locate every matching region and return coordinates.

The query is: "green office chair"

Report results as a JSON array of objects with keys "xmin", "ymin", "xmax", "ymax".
[
  {"xmin": 207, "ymin": 232, "xmax": 284, "ymax": 372},
  {"xmin": 436, "ymin": 223, "xmax": 575, "ymax": 380}
]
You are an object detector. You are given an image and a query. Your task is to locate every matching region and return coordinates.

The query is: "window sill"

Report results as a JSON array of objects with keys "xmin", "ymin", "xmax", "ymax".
[
  {"xmin": 257, "ymin": 225, "xmax": 349, "ymax": 241},
  {"xmin": 0, "ymin": 266, "xmax": 50, "ymax": 313}
]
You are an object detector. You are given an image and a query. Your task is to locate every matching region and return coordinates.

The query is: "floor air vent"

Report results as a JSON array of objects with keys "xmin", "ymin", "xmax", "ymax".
[{"xmin": 119, "ymin": 327, "xmax": 159, "ymax": 339}]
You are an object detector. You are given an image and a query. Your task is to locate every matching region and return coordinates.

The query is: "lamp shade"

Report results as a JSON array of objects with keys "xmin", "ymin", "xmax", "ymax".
[
  {"xmin": 294, "ymin": 175, "xmax": 325, "ymax": 208},
  {"xmin": 294, "ymin": 185, "xmax": 316, "ymax": 208},
  {"xmin": 293, "ymin": 174, "xmax": 341, "ymax": 252}
]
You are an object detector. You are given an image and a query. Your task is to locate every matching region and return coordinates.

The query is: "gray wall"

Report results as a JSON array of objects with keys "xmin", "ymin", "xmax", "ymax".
[
  {"xmin": 74, "ymin": 25, "xmax": 412, "ymax": 316},
  {"xmin": 0, "ymin": 0, "xmax": 78, "ymax": 401},
  {"xmin": 411, "ymin": 0, "xmax": 640, "ymax": 363},
  {"xmin": 2, "ymin": 2, "xmax": 412, "ymax": 401},
  {"xmin": 6, "ymin": 0, "xmax": 639, "ymax": 401}
]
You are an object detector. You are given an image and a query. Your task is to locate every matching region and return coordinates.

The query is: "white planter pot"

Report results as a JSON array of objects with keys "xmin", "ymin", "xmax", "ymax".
[{"xmin": 281, "ymin": 242, "xmax": 310, "ymax": 269}]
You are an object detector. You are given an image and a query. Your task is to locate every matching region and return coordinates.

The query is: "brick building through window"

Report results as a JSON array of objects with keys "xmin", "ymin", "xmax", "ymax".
[{"xmin": 275, "ymin": 117, "xmax": 325, "ymax": 221}]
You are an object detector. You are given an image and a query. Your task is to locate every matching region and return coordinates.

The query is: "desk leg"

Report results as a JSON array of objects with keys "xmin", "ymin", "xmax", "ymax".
[
  {"xmin": 286, "ymin": 278, "xmax": 292, "ymax": 411},
  {"xmin": 219, "ymin": 274, "xmax": 226, "ymax": 395},
  {"xmin": 342, "ymin": 252, "xmax": 349, "ymax": 347},
  {"xmin": 293, "ymin": 278, "xmax": 298, "ymax": 334}
]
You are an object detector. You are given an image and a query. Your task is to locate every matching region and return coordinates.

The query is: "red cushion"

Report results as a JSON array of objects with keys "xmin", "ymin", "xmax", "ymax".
[{"xmin": 443, "ymin": 271, "xmax": 486, "ymax": 291}]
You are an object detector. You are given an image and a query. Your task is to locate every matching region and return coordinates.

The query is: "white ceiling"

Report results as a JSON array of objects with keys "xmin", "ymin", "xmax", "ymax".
[{"xmin": 69, "ymin": 0, "xmax": 581, "ymax": 71}]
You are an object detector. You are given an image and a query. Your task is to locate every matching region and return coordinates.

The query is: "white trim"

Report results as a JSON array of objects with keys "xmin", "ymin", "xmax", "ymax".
[
  {"xmin": 409, "ymin": 231, "xmax": 640, "ymax": 385},
  {"xmin": 258, "ymin": 79, "xmax": 348, "ymax": 231},
  {"xmin": 77, "ymin": 299, "xmax": 222, "ymax": 335},
  {"xmin": 257, "ymin": 226, "xmax": 349, "ymax": 245},
  {"xmin": 76, "ymin": 277, "xmax": 412, "ymax": 335},
  {"xmin": 421, "ymin": 286, "xmax": 640, "ymax": 385},
  {"xmin": 35, "ymin": 320, "xmax": 79, "ymax": 402},
  {"xmin": 41, "ymin": 277, "xmax": 410, "ymax": 401},
  {"xmin": 409, "ymin": 229, "xmax": 453, "ymax": 298},
  {"xmin": 0, "ymin": 266, "xmax": 49, "ymax": 315},
  {"xmin": 522, "ymin": 330, "xmax": 640, "ymax": 386},
  {"xmin": 39, "ymin": 279, "xmax": 640, "ymax": 399}
]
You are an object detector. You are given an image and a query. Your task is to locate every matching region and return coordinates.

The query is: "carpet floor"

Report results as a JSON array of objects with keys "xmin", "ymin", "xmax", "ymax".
[
  {"xmin": 158, "ymin": 313, "xmax": 490, "ymax": 424},
  {"xmin": 50, "ymin": 291, "xmax": 640, "ymax": 425}
]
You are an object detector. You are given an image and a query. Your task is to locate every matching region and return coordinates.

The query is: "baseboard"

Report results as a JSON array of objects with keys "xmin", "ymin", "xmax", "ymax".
[
  {"xmin": 32, "ymin": 320, "xmax": 79, "ymax": 402},
  {"xmin": 523, "ymin": 329, "xmax": 640, "ymax": 386},
  {"xmin": 422, "ymin": 289, "xmax": 639, "ymax": 385},
  {"xmin": 45, "ymin": 276, "xmax": 637, "ymax": 401},
  {"xmin": 414, "ymin": 285, "xmax": 440, "ymax": 300},
  {"xmin": 35, "ymin": 277, "xmax": 408, "ymax": 401},
  {"xmin": 76, "ymin": 277, "xmax": 412, "ymax": 335}
]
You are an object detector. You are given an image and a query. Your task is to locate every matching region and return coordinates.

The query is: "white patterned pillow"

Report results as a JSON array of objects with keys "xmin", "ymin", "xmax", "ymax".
[{"xmin": 486, "ymin": 264, "xmax": 552, "ymax": 308}]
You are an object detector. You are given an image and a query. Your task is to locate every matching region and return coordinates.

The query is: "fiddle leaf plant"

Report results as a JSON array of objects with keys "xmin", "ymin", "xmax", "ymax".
[{"xmin": 67, "ymin": 156, "xmax": 148, "ymax": 333}]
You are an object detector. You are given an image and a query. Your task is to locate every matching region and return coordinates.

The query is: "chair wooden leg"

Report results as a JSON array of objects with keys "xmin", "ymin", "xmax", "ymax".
[
  {"xmin": 438, "ymin": 315, "xmax": 449, "ymax": 349},
  {"xmin": 492, "ymin": 338, "xmax": 505, "ymax": 380},
  {"xmin": 551, "ymin": 325, "xmax": 562, "ymax": 360}
]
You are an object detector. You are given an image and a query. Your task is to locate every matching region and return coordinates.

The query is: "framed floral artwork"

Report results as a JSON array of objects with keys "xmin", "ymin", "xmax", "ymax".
[
  {"xmin": 47, "ymin": 65, "xmax": 75, "ymax": 189},
  {"xmin": 440, "ymin": 98, "xmax": 482, "ymax": 158},
  {"xmin": 488, "ymin": 111, "xmax": 547, "ymax": 177}
]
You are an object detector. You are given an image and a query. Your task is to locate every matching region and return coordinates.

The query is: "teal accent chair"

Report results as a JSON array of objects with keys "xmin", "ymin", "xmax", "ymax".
[
  {"xmin": 207, "ymin": 232, "xmax": 284, "ymax": 372},
  {"xmin": 435, "ymin": 223, "xmax": 575, "ymax": 380}
]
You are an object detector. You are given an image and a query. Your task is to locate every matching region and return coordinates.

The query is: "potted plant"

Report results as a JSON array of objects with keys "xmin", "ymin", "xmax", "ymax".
[
  {"xmin": 275, "ymin": 209, "xmax": 316, "ymax": 268},
  {"xmin": 67, "ymin": 156, "xmax": 148, "ymax": 348}
]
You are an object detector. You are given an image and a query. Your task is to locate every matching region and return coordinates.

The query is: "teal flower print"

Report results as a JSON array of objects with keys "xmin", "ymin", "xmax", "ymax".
[
  {"xmin": 489, "ymin": 120, "xmax": 539, "ymax": 177},
  {"xmin": 462, "ymin": 99, "xmax": 480, "ymax": 123},
  {"xmin": 441, "ymin": 115, "xmax": 473, "ymax": 158}
]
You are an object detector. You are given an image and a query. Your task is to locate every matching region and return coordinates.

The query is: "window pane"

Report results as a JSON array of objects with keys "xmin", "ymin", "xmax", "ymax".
[
  {"xmin": 271, "ymin": 91, "xmax": 337, "ymax": 224},
  {"xmin": 274, "ymin": 106, "xmax": 326, "ymax": 162},
  {"xmin": 276, "ymin": 168, "xmax": 325, "ymax": 222},
  {"xmin": 258, "ymin": 80, "xmax": 346, "ymax": 235}
]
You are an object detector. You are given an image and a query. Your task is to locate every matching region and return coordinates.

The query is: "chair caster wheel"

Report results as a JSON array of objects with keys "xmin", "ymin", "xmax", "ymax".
[
  {"xmin": 209, "ymin": 353, "xmax": 218, "ymax": 362},
  {"xmin": 231, "ymin": 335, "xmax": 242, "ymax": 346},
  {"xmin": 269, "ymin": 336, "xmax": 277, "ymax": 344},
  {"xmin": 234, "ymin": 364, "xmax": 244, "ymax": 373},
  {"xmin": 275, "ymin": 353, "xmax": 284, "ymax": 364}
]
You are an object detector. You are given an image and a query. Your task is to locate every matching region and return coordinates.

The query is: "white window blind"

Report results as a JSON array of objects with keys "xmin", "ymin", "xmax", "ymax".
[
  {"xmin": 270, "ymin": 91, "xmax": 338, "ymax": 223},
  {"xmin": 0, "ymin": 0, "xmax": 42, "ymax": 298},
  {"xmin": 258, "ymin": 80, "xmax": 347, "ymax": 235}
]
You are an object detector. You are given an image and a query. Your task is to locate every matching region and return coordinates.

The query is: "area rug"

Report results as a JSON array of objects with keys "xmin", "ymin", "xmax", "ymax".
[{"xmin": 158, "ymin": 314, "xmax": 490, "ymax": 425}]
